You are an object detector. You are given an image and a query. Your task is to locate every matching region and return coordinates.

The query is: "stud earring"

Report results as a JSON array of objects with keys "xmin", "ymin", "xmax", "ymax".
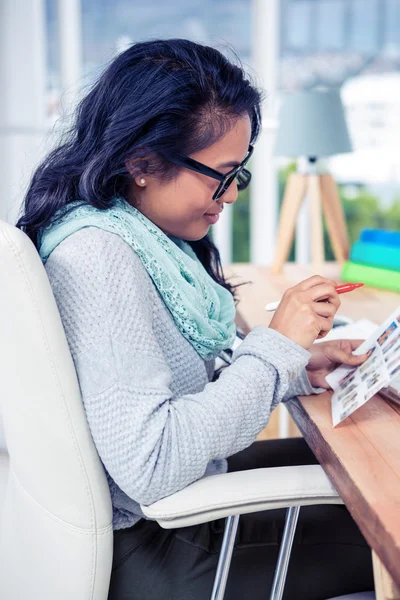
[{"xmin": 140, "ymin": 178, "xmax": 145, "ymax": 185}]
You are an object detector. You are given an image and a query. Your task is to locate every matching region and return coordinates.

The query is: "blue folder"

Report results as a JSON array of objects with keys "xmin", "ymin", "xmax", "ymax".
[
  {"xmin": 360, "ymin": 229, "xmax": 400, "ymax": 247},
  {"xmin": 350, "ymin": 241, "xmax": 400, "ymax": 271}
]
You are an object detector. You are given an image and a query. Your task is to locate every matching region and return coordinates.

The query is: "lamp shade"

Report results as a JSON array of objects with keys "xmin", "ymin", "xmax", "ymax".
[{"xmin": 274, "ymin": 89, "xmax": 352, "ymax": 158}]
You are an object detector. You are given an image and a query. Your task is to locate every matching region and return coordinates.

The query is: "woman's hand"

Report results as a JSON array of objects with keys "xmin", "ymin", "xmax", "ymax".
[
  {"xmin": 269, "ymin": 275, "xmax": 341, "ymax": 349},
  {"xmin": 306, "ymin": 339, "xmax": 369, "ymax": 389}
]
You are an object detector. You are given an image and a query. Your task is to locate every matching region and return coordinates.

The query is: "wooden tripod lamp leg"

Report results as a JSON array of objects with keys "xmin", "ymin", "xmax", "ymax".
[
  {"xmin": 320, "ymin": 174, "xmax": 350, "ymax": 263},
  {"xmin": 308, "ymin": 174, "xmax": 325, "ymax": 271},
  {"xmin": 271, "ymin": 173, "xmax": 307, "ymax": 274}
]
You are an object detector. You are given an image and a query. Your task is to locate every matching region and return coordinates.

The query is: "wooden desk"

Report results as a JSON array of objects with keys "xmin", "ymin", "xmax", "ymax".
[
  {"xmin": 289, "ymin": 392, "xmax": 400, "ymax": 599},
  {"xmin": 226, "ymin": 262, "xmax": 400, "ymax": 599}
]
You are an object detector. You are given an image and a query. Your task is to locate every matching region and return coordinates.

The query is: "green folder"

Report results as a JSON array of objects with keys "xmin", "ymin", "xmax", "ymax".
[{"xmin": 341, "ymin": 261, "xmax": 400, "ymax": 293}]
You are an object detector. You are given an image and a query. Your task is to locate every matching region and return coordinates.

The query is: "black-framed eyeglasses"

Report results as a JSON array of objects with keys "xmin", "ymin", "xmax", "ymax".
[{"xmin": 162, "ymin": 144, "xmax": 254, "ymax": 201}]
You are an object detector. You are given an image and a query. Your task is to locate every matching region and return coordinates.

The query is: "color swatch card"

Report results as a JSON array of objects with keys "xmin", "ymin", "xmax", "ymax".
[{"xmin": 326, "ymin": 305, "xmax": 400, "ymax": 426}]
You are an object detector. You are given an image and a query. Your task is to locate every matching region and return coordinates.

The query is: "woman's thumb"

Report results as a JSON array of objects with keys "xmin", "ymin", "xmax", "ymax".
[{"xmin": 335, "ymin": 350, "xmax": 368, "ymax": 366}]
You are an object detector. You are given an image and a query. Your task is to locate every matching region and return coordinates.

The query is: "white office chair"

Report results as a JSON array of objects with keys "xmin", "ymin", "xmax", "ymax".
[{"xmin": 0, "ymin": 218, "xmax": 374, "ymax": 600}]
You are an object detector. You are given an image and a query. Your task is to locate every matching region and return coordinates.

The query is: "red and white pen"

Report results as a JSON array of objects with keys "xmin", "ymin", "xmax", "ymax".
[{"xmin": 265, "ymin": 282, "xmax": 364, "ymax": 312}]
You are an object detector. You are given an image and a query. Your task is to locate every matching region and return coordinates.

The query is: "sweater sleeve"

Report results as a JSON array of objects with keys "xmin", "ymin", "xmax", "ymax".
[
  {"xmin": 281, "ymin": 369, "xmax": 326, "ymax": 402},
  {"xmin": 45, "ymin": 228, "xmax": 312, "ymax": 506}
]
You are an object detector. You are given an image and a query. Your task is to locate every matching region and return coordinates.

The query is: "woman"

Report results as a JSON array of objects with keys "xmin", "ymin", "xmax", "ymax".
[{"xmin": 17, "ymin": 39, "xmax": 373, "ymax": 599}]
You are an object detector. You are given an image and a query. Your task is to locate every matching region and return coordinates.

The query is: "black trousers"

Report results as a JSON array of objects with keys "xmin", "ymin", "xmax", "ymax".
[{"xmin": 108, "ymin": 439, "xmax": 374, "ymax": 600}]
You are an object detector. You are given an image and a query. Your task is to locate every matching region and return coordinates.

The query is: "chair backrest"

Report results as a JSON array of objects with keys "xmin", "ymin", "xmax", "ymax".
[{"xmin": 0, "ymin": 219, "xmax": 113, "ymax": 599}]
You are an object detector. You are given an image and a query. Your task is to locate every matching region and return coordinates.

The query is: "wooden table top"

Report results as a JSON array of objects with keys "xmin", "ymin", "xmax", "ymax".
[
  {"xmin": 288, "ymin": 392, "xmax": 400, "ymax": 590},
  {"xmin": 225, "ymin": 262, "xmax": 400, "ymax": 589}
]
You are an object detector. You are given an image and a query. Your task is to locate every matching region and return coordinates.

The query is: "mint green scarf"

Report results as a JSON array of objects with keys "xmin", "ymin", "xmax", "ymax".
[{"xmin": 38, "ymin": 197, "xmax": 237, "ymax": 360}]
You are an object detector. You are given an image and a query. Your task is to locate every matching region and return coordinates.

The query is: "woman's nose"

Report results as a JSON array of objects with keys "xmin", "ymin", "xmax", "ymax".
[{"xmin": 220, "ymin": 181, "xmax": 238, "ymax": 206}]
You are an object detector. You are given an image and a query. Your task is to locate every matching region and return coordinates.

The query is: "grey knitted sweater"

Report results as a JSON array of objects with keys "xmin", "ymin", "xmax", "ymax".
[{"xmin": 45, "ymin": 227, "xmax": 318, "ymax": 530}]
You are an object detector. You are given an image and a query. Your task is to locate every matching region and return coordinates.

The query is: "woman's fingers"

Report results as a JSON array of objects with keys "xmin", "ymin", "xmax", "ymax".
[
  {"xmin": 347, "ymin": 339, "xmax": 367, "ymax": 351},
  {"xmin": 270, "ymin": 276, "xmax": 341, "ymax": 349},
  {"xmin": 309, "ymin": 283, "xmax": 341, "ymax": 308},
  {"xmin": 312, "ymin": 301, "xmax": 337, "ymax": 318},
  {"xmin": 296, "ymin": 275, "xmax": 338, "ymax": 292},
  {"xmin": 329, "ymin": 346, "xmax": 368, "ymax": 365},
  {"xmin": 337, "ymin": 351, "xmax": 367, "ymax": 366},
  {"xmin": 316, "ymin": 315, "xmax": 334, "ymax": 338}
]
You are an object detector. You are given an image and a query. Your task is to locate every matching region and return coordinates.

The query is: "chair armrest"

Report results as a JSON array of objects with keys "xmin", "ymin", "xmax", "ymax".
[{"xmin": 141, "ymin": 464, "xmax": 342, "ymax": 529}]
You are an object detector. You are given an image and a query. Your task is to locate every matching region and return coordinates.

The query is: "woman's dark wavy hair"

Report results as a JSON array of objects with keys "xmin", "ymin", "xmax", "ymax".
[{"xmin": 17, "ymin": 39, "xmax": 262, "ymax": 298}]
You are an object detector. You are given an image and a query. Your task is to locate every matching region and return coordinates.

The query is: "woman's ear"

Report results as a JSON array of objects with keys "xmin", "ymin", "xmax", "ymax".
[{"xmin": 125, "ymin": 156, "xmax": 149, "ymax": 179}]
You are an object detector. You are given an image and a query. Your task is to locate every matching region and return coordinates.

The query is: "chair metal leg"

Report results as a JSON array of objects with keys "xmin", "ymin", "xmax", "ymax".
[
  {"xmin": 269, "ymin": 506, "xmax": 300, "ymax": 600},
  {"xmin": 210, "ymin": 515, "xmax": 240, "ymax": 600}
]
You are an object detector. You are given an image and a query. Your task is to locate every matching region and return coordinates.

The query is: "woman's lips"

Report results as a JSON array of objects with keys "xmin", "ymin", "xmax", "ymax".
[{"xmin": 203, "ymin": 213, "xmax": 220, "ymax": 224}]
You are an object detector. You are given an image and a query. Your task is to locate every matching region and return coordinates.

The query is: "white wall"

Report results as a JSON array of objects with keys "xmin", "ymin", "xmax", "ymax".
[{"xmin": 0, "ymin": 0, "xmax": 48, "ymax": 224}]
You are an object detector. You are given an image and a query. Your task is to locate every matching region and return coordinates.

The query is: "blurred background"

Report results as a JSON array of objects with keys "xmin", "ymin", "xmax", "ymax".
[{"xmin": 1, "ymin": 0, "xmax": 400, "ymax": 265}]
